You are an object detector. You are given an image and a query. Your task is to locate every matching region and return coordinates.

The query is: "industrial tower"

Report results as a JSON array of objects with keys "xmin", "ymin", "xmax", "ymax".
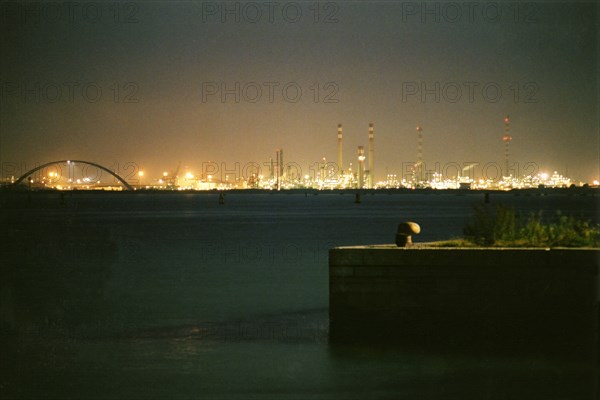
[
  {"xmin": 502, "ymin": 115, "xmax": 512, "ymax": 177},
  {"xmin": 368, "ymin": 123, "xmax": 374, "ymax": 188},
  {"xmin": 357, "ymin": 146, "xmax": 365, "ymax": 189},
  {"xmin": 275, "ymin": 149, "xmax": 284, "ymax": 189},
  {"xmin": 279, "ymin": 148, "xmax": 284, "ymax": 179},
  {"xmin": 415, "ymin": 125, "xmax": 423, "ymax": 182},
  {"xmin": 337, "ymin": 124, "xmax": 343, "ymax": 177}
]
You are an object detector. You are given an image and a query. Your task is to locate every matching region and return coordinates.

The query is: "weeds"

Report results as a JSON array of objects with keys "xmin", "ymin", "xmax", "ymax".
[{"xmin": 463, "ymin": 205, "xmax": 600, "ymax": 247}]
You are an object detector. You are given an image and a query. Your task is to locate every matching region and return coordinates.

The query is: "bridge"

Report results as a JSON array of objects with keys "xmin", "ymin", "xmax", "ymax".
[{"xmin": 13, "ymin": 160, "xmax": 134, "ymax": 191}]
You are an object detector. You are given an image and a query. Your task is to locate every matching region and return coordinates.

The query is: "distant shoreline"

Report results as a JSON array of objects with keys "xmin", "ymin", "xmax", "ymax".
[{"xmin": 2, "ymin": 186, "xmax": 599, "ymax": 196}]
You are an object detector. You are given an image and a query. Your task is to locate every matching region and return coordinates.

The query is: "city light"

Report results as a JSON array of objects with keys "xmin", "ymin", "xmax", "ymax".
[{"xmin": 5, "ymin": 160, "xmax": 586, "ymax": 192}]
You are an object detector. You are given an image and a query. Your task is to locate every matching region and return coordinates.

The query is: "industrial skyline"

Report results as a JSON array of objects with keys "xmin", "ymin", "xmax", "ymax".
[
  {"xmin": 0, "ymin": 2, "xmax": 598, "ymax": 182},
  {"xmin": 4, "ymin": 115, "xmax": 590, "ymax": 191}
]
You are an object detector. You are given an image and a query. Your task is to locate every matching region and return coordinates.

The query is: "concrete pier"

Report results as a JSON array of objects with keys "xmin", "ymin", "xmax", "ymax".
[{"xmin": 329, "ymin": 245, "xmax": 599, "ymax": 358}]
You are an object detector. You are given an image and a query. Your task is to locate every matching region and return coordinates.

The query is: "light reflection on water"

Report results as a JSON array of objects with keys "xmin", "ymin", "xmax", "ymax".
[{"xmin": 10, "ymin": 332, "xmax": 597, "ymax": 400}]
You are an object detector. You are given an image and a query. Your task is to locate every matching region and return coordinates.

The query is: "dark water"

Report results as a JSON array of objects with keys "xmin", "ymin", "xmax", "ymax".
[{"xmin": 1, "ymin": 191, "xmax": 598, "ymax": 399}]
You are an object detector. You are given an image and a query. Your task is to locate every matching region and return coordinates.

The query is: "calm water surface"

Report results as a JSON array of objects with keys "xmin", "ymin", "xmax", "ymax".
[{"xmin": 1, "ymin": 191, "xmax": 598, "ymax": 399}]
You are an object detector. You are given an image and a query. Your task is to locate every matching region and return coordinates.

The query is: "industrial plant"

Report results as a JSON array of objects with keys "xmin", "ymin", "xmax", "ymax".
[{"xmin": 2, "ymin": 116, "xmax": 593, "ymax": 192}]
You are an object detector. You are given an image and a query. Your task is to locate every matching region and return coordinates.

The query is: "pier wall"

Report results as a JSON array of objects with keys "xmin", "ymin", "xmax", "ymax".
[{"xmin": 329, "ymin": 245, "xmax": 599, "ymax": 357}]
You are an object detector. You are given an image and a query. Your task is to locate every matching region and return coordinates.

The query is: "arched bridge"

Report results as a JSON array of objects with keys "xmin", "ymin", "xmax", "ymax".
[{"xmin": 13, "ymin": 160, "xmax": 134, "ymax": 191}]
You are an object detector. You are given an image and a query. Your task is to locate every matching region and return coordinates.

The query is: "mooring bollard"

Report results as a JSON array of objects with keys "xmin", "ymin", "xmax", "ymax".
[{"xmin": 395, "ymin": 222, "xmax": 420, "ymax": 247}]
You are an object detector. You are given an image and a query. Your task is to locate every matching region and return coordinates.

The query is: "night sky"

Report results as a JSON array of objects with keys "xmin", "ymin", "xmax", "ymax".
[{"xmin": 0, "ymin": 1, "xmax": 598, "ymax": 182}]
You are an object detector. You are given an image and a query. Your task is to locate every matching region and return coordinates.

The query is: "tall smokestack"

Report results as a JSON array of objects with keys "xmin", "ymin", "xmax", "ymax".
[
  {"xmin": 368, "ymin": 123, "xmax": 374, "ymax": 188},
  {"xmin": 357, "ymin": 146, "xmax": 365, "ymax": 189},
  {"xmin": 337, "ymin": 124, "xmax": 343, "ymax": 177},
  {"xmin": 279, "ymin": 149, "xmax": 284, "ymax": 181},
  {"xmin": 502, "ymin": 115, "xmax": 512, "ymax": 177},
  {"xmin": 275, "ymin": 150, "xmax": 280, "ymax": 189},
  {"xmin": 415, "ymin": 125, "xmax": 423, "ymax": 183}
]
